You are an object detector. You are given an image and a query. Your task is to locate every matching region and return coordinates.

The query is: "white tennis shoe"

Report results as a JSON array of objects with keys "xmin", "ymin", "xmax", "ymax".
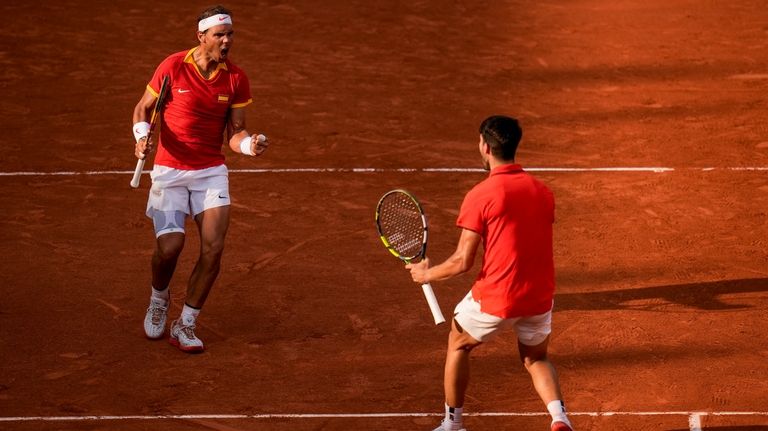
[
  {"xmin": 143, "ymin": 298, "xmax": 168, "ymax": 339},
  {"xmin": 169, "ymin": 315, "xmax": 205, "ymax": 353},
  {"xmin": 433, "ymin": 420, "xmax": 466, "ymax": 431}
]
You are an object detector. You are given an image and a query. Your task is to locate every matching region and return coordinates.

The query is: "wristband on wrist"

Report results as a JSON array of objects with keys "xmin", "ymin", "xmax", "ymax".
[
  {"xmin": 239, "ymin": 135, "xmax": 254, "ymax": 156},
  {"xmin": 133, "ymin": 122, "xmax": 150, "ymax": 143}
]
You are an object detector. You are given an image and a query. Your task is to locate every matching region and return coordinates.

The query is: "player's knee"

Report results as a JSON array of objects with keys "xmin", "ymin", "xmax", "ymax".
[
  {"xmin": 521, "ymin": 352, "xmax": 548, "ymax": 368},
  {"xmin": 200, "ymin": 239, "xmax": 225, "ymax": 260},
  {"xmin": 156, "ymin": 234, "xmax": 184, "ymax": 260},
  {"xmin": 518, "ymin": 341, "xmax": 549, "ymax": 366}
]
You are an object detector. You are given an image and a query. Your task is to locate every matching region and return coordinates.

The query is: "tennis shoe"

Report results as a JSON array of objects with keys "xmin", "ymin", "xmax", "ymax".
[
  {"xmin": 143, "ymin": 298, "xmax": 168, "ymax": 339},
  {"xmin": 551, "ymin": 421, "xmax": 573, "ymax": 431},
  {"xmin": 433, "ymin": 420, "xmax": 466, "ymax": 431},
  {"xmin": 169, "ymin": 315, "xmax": 205, "ymax": 353}
]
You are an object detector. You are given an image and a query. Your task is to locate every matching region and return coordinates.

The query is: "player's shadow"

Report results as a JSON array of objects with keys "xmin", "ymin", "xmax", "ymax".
[{"xmin": 555, "ymin": 278, "xmax": 768, "ymax": 312}]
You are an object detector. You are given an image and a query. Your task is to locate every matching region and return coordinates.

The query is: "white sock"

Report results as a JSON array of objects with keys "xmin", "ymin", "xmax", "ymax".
[
  {"xmin": 547, "ymin": 400, "xmax": 571, "ymax": 426},
  {"xmin": 444, "ymin": 403, "xmax": 463, "ymax": 429},
  {"xmin": 151, "ymin": 286, "xmax": 169, "ymax": 303},
  {"xmin": 180, "ymin": 304, "xmax": 200, "ymax": 325}
]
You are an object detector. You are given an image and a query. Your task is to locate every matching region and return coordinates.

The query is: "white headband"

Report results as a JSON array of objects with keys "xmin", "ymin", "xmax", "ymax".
[{"xmin": 198, "ymin": 14, "xmax": 232, "ymax": 32}]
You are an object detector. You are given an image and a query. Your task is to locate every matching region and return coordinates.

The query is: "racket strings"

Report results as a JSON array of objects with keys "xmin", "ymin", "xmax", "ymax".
[{"xmin": 378, "ymin": 194, "xmax": 424, "ymax": 259}]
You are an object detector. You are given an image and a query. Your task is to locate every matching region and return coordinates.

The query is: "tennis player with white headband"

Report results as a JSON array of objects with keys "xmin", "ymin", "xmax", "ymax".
[{"xmin": 131, "ymin": 5, "xmax": 271, "ymax": 353}]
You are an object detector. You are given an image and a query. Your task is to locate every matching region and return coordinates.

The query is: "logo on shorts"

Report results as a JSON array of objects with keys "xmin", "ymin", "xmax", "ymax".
[{"xmin": 218, "ymin": 194, "xmax": 228, "ymax": 199}]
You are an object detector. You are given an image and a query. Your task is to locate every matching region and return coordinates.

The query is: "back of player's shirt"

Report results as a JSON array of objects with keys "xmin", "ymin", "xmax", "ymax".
[{"xmin": 457, "ymin": 163, "xmax": 555, "ymax": 318}]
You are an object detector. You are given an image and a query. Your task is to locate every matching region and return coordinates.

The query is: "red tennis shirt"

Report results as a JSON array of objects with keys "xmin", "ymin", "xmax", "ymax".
[
  {"xmin": 457, "ymin": 163, "xmax": 555, "ymax": 318},
  {"xmin": 147, "ymin": 47, "xmax": 253, "ymax": 170}
]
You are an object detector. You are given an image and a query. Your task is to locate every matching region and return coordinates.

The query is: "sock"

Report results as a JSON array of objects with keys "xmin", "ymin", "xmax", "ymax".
[
  {"xmin": 180, "ymin": 304, "xmax": 200, "ymax": 325},
  {"xmin": 547, "ymin": 400, "xmax": 571, "ymax": 426},
  {"xmin": 444, "ymin": 403, "xmax": 463, "ymax": 429},
  {"xmin": 150, "ymin": 286, "xmax": 169, "ymax": 303}
]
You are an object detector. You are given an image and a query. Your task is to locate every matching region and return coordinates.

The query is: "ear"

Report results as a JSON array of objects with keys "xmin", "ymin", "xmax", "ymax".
[
  {"xmin": 480, "ymin": 136, "xmax": 491, "ymax": 154},
  {"xmin": 197, "ymin": 31, "xmax": 206, "ymax": 43}
]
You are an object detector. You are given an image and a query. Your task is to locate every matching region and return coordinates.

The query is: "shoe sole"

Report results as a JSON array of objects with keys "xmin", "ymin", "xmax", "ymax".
[
  {"xmin": 145, "ymin": 331, "xmax": 165, "ymax": 340},
  {"xmin": 169, "ymin": 336, "xmax": 205, "ymax": 353}
]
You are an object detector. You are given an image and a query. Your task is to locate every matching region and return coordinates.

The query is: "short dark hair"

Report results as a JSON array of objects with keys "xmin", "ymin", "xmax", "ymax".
[
  {"xmin": 479, "ymin": 115, "xmax": 522, "ymax": 161},
  {"xmin": 198, "ymin": 5, "xmax": 232, "ymax": 30}
]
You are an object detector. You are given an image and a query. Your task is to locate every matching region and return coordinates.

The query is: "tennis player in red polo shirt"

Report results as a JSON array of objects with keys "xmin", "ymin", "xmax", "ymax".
[
  {"xmin": 407, "ymin": 116, "xmax": 573, "ymax": 431},
  {"xmin": 132, "ymin": 5, "xmax": 269, "ymax": 353}
]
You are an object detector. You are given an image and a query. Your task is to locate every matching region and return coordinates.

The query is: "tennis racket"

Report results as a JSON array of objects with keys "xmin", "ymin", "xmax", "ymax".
[
  {"xmin": 376, "ymin": 189, "xmax": 445, "ymax": 325},
  {"xmin": 130, "ymin": 75, "xmax": 170, "ymax": 188}
]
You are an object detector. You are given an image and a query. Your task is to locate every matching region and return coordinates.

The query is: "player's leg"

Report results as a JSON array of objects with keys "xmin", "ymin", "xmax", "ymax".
[
  {"xmin": 186, "ymin": 204, "xmax": 230, "ymax": 307},
  {"xmin": 518, "ymin": 336, "xmax": 562, "ymax": 402},
  {"xmin": 168, "ymin": 205, "xmax": 229, "ymax": 353},
  {"xmin": 516, "ymin": 312, "xmax": 573, "ymax": 430},
  {"xmin": 143, "ymin": 231, "xmax": 185, "ymax": 339},
  {"xmin": 152, "ymin": 232, "xmax": 185, "ymax": 292},
  {"xmin": 169, "ymin": 166, "xmax": 231, "ymax": 352},
  {"xmin": 436, "ymin": 292, "xmax": 502, "ymax": 431},
  {"xmin": 143, "ymin": 173, "xmax": 189, "ymax": 340},
  {"xmin": 440, "ymin": 318, "xmax": 481, "ymax": 431}
]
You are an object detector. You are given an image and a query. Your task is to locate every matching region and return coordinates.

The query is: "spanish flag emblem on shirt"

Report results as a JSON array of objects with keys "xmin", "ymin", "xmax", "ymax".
[{"xmin": 217, "ymin": 94, "xmax": 229, "ymax": 103}]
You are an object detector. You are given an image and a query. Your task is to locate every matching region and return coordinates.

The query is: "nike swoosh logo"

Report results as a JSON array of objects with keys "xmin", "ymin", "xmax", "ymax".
[
  {"xmin": 218, "ymin": 16, "xmax": 226, "ymax": 21},
  {"xmin": 218, "ymin": 194, "xmax": 228, "ymax": 199},
  {"xmin": 177, "ymin": 89, "xmax": 190, "ymax": 93}
]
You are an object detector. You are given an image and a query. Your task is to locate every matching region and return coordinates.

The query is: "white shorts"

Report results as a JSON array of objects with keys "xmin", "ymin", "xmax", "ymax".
[
  {"xmin": 146, "ymin": 165, "xmax": 230, "ymax": 236},
  {"xmin": 453, "ymin": 291, "xmax": 552, "ymax": 345}
]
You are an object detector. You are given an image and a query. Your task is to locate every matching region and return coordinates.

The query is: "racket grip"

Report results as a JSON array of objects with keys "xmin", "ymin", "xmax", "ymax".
[
  {"xmin": 130, "ymin": 158, "xmax": 146, "ymax": 188},
  {"xmin": 421, "ymin": 283, "xmax": 445, "ymax": 325}
]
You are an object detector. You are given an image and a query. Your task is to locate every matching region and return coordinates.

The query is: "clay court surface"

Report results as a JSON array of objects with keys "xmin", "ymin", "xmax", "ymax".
[{"xmin": 2, "ymin": 0, "xmax": 768, "ymax": 430}]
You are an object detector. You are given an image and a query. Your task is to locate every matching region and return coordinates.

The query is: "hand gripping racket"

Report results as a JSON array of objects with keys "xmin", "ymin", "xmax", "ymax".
[
  {"xmin": 130, "ymin": 75, "xmax": 170, "ymax": 188},
  {"xmin": 376, "ymin": 189, "xmax": 446, "ymax": 325}
]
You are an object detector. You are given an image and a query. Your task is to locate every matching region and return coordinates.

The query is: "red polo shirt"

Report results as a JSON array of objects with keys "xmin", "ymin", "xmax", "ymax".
[
  {"xmin": 147, "ymin": 47, "xmax": 253, "ymax": 170},
  {"xmin": 457, "ymin": 164, "xmax": 555, "ymax": 318}
]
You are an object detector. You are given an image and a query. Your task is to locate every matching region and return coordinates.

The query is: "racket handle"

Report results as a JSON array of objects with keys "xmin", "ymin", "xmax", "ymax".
[
  {"xmin": 421, "ymin": 283, "xmax": 445, "ymax": 325},
  {"xmin": 130, "ymin": 158, "xmax": 146, "ymax": 188}
]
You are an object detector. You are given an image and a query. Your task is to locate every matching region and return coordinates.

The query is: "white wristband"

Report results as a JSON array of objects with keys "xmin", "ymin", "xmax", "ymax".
[
  {"xmin": 133, "ymin": 121, "xmax": 150, "ymax": 143},
  {"xmin": 239, "ymin": 135, "xmax": 254, "ymax": 156}
]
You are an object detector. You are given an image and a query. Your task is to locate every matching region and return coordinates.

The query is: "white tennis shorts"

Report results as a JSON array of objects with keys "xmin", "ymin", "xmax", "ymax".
[
  {"xmin": 145, "ymin": 164, "xmax": 230, "ymax": 236},
  {"xmin": 453, "ymin": 291, "xmax": 553, "ymax": 345}
]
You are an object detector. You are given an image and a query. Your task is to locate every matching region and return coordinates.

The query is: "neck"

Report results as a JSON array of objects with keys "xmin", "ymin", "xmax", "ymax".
[
  {"xmin": 487, "ymin": 157, "xmax": 516, "ymax": 171},
  {"xmin": 193, "ymin": 47, "xmax": 219, "ymax": 75}
]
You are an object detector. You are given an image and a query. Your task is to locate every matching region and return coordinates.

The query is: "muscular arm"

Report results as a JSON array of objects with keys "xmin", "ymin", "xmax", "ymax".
[
  {"xmin": 407, "ymin": 228, "xmax": 482, "ymax": 284},
  {"xmin": 227, "ymin": 106, "xmax": 250, "ymax": 152},
  {"xmin": 227, "ymin": 107, "xmax": 269, "ymax": 156},
  {"xmin": 132, "ymin": 89, "xmax": 156, "ymax": 124}
]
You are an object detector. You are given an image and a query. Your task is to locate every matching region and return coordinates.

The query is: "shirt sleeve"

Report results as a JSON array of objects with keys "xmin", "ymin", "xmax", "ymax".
[
  {"xmin": 231, "ymin": 69, "xmax": 253, "ymax": 108},
  {"xmin": 456, "ymin": 187, "xmax": 485, "ymax": 235},
  {"xmin": 147, "ymin": 55, "xmax": 176, "ymax": 97}
]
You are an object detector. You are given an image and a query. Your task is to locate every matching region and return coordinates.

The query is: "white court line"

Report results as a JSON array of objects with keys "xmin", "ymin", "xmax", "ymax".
[
  {"xmin": 2, "ymin": 411, "xmax": 767, "ymax": 422},
  {"xmin": 2, "ymin": 166, "xmax": 768, "ymax": 177}
]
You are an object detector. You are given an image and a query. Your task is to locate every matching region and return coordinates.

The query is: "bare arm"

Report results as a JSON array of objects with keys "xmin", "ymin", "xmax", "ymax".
[
  {"xmin": 132, "ymin": 89, "xmax": 156, "ymax": 124},
  {"xmin": 227, "ymin": 107, "xmax": 269, "ymax": 156},
  {"xmin": 406, "ymin": 228, "xmax": 482, "ymax": 284}
]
